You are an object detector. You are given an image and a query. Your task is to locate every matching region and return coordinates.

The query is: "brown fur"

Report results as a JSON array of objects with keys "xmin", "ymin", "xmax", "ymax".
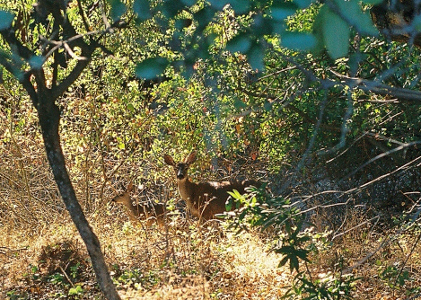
[
  {"xmin": 112, "ymin": 183, "xmax": 165, "ymax": 227},
  {"xmin": 164, "ymin": 152, "xmax": 260, "ymax": 221}
]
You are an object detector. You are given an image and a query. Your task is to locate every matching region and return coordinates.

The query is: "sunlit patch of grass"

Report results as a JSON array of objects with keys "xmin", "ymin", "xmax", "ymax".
[
  {"xmin": 1, "ymin": 216, "xmax": 291, "ymax": 299},
  {"xmin": 3, "ymin": 206, "xmax": 421, "ymax": 299}
]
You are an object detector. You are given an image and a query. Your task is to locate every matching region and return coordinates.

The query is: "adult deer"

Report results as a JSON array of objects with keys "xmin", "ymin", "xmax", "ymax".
[{"xmin": 164, "ymin": 151, "xmax": 260, "ymax": 221}]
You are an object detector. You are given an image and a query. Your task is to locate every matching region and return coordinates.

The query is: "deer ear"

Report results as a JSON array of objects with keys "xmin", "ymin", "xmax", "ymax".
[
  {"xmin": 185, "ymin": 151, "xmax": 197, "ymax": 165},
  {"xmin": 164, "ymin": 154, "xmax": 175, "ymax": 166},
  {"xmin": 127, "ymin": 182, "xmax": 134, "ymax": 191}
]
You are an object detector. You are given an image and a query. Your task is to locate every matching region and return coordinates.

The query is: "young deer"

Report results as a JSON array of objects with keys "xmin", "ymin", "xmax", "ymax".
[
  {"xmin": 112, "ymin": 183, "xmax": 166, "ymax": 227},
  {"xmin": 164, "ymin": 151, "xmax": 260, "ymax": 221}
]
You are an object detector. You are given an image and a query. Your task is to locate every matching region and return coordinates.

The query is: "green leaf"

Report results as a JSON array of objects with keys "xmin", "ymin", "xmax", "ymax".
[
  {"xmin": 160, "ymin": 1, "xmax": 185, "ymax": 18},
  {"xmin": 108, "ymin": 0, "xmax": 127, "ymax": 22},
  {"xmin": 360, "ymin": 0, "xmax": 384, "ymax": 5},
  {"xmin": 133, "ymin": 0, "xmax": 151, "ymax": 21},
  {"xmin": 194, "ymin": 8, "xmax": 215, "ymax": 32},
  {"xmin": 312, "ymin": 5, "xmax": 327, "ymax": 55},
  {"xmin": 356, "ymin": 10, "xmax": 379, "ymax": 36},
  {"xmin": 181, "ymin": 0, "xmax": 197, "ymax": 5},
  {"xmin": 28, "ymin": 56, "xmax": 44, "ymax": 70},
  {"xmin": 281, "ymin": 32, "xmax": 316, "ymax": 51},
  {"xmin": 127, "ymin": 103, "xmax": 135, "ymax": 112},
  {"xmin": 68, "ymin": 285, "xmax": 83, "ymax": 296},
  {"xmin": 208, "ymin": 0, "xmax": 229, "ymax": 10},
  {"xmin": 290, "ymin": 255, "xmax": 299, "ymax": 272},
  {"xmin": 272, "ymin": 20, "xmax": 287, "ymax": 35},
  {"xmin": 230, "ymin": 0, "xmax": 251, "ymax": 14},
  {"xmin": 334, "ymin": 0, "xmax": 378, "ymax": 36},
  {"xmin": 248, "ymin": 44, "xmax": 264, "ymax": 71},
  {"xmin": 294, "ymin": 0, "xmax": 314, "ymax": 9},
  {"xmin": 226, "ymin": 34, "xmax": 252, "ymax": 53},
  {"xmin": 234, "ymin": 99, "xmax": 247, "ymax": 109},
  {"xmin": 322, "ymin": 8, "xmax": 350, "ymax": 59},
  {"xmin": 0, "ymin": 10, "xmax": 14, "ymax": 30},
  {"xmin": 135, "ymin": 57, "xmax": 169, "ymax": 80},
  {"xmin": 413, "ymin": 15, "xmax": 421, "ymax": 32},
  {"xmin": 209, "ymin": 0, "xmax": 250, "ymax": 14},
  {"xmin": 264, "ymin": 100, "xmax": 273, "ymax": 111},
  {"xmin": 278, "ymin": 256, "xmax": 289, "ymax": 267},
  {"xmin": 271, "ymin": 3, "xmax": 297, "ymax": 21}
]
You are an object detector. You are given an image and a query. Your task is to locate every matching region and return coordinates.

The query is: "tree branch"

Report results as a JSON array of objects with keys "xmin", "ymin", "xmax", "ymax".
[{"xmin": 331, "ymin": 70, "xmax": 421, "ymax": 103}]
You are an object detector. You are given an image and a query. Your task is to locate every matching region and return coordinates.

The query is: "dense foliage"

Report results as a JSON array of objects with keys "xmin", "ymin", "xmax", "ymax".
[{"xmin": 1, "ymin": 0, "xmax": 421, "ymax": 299}]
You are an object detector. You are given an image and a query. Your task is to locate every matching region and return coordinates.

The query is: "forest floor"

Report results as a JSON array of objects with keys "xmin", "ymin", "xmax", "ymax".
[
  {"xmin": 1, "ymin": 208, "xmax": 421, "ymax": 299},
  {"xmin": 1, "ymin": 213, "xmax": 292, "ymax": 299}
]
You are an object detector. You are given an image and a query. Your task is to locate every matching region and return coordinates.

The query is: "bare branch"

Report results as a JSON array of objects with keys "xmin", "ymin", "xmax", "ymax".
[{"xmin": 331, "ymin": 70, "xmax": 421, "ymax": 103}]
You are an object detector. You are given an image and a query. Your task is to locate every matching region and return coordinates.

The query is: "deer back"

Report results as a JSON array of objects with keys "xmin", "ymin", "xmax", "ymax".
[{"xmin": 193, "ymin": 179, "xmax": 261, "ymax": 220}]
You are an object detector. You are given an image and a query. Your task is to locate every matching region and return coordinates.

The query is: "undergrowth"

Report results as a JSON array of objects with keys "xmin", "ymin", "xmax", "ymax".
[
  {"xmin": 1, "ymin": 216, "xmax": 291, "ymax": 299},
  {"xmin": 1, "ymin": 97, "xmax": 421, "ymax": 299},
  {"xmin": 2, "ymin": 203, "xmax": 421, "ymax": 299}
]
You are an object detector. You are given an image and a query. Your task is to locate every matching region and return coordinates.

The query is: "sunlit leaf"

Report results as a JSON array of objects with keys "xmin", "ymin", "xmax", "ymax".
[
  {"xmin": 68, "ymin": 285, "xmax": 83, "ymax": 296},
  {"xmin": 322, "ymin": 8, "xmax": 350, "ymax": 59},
  {"xmin": 281, "ymin": 32, "xmax": 316, "ymax": 51},
  {"xmin": 135, "ymin": 57, "xmax": 169, "ymax": 80},
  {"xmin": 133, "ymin": 0, "xmax": 151, "ymax": 21},
  {"xmin": 0, "ymin": 10, "xmax": 14, "ymax": 30}
]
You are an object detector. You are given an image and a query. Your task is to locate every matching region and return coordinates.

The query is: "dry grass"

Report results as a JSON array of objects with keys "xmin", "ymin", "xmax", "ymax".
[
  {"xmin": 2, "ymin": 181, "xmax": 421, "ymax": 300},
  {"xmin": 2, "ymin": 206, "xmax": 421, "ymax": 299},
  {"xmin": 0, "ymin": 214, "xmax": 291, "ymax": 299}
]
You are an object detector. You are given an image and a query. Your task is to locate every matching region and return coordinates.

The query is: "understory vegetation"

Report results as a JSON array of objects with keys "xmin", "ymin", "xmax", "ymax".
[{"xmin": 1, "ymin": 0, "xmax": 421, "ymax": 299}]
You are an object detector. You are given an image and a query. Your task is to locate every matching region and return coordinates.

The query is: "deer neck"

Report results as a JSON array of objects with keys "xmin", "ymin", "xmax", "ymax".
[
  {"xmin": 121, "ymin": 201, "xmax": 132, "ymax": 214},
  {"xmin": 119, "ymin": 198, "xmax": 140, "ymax": 217},
  {"xmin": 177, "ymin": 177, "xmax": 196, "ymax": 202}
]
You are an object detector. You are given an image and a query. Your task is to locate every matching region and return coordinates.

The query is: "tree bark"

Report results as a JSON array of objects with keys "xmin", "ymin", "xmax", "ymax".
[
  {"xmin": 37, "ymin": 94, "xmax": 120, "ymax": 300},
  {"xmin": 0, "ymin": 1, "xmax": 121, "ymax": 299}
]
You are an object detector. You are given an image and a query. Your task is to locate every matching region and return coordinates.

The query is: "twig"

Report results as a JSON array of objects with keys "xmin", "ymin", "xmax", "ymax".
[
  {"xmin": 343, "ymin": 204, "xmax": 421, "ymax": 274},
  {"xmin": 0, "ymin": 246, "xmax": 29, "ymax": 256},
  {"xmin": 330, "ymin": 70, "xmax": 421, "ymax": 103},
  {"xmin": 59, "ymin": 265, "xmax": 75, "ymax": 287}
]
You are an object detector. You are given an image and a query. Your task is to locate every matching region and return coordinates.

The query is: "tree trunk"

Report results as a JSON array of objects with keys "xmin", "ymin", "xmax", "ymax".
[{"xmin": 37, "ymin": 96, "xmax": 120, "ymax": 300}]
